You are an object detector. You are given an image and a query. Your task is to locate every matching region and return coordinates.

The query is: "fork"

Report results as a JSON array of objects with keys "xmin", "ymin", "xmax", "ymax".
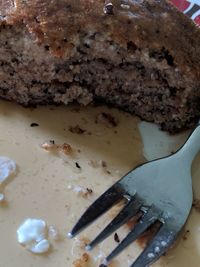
[{"xmin": 68, "ymin": 124, "xmax": 200, "ymax": 266}]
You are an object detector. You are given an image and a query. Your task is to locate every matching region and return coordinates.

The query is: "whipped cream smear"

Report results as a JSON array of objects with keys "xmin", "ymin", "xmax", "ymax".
[{"xmin": 0, "ymin": 100, "xmax": 200, "ymax": 267}]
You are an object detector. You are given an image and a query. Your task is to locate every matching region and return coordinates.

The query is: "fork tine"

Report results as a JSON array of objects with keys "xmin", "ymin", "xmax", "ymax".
[
  {"xmin": 68, "ymin": 184, "xmax": 124, "ymax": 238},
  {"xmin": 104, "ymin": 206, "xmax": 159, "ymax": 264},
  {"xmin": 130, "ymin": 223, "xmax": 178, "ymax": 267},
  {"xmin": 86, "ymin": 197, "xmax": 143, "ymax": 250}
]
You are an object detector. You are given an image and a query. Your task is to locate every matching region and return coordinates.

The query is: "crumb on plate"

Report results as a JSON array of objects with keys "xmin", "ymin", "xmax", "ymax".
[
  {"xmin": 41, "ymin": 140, "xmax": 73, "ymax": 155},
  {"xmin": 69, "ymin": 125, "xmax": 86, "ymax": 134},
  {"xmin": 192, "ymin": 198, "xmax": 200, "ymax": 212},
  {"xmin": 95, "ymin": 112, "xmax": 118, "ymax": 128},
  {"xmin": 41, "ymin": 140, "xmax": 57, "ymax": 151},
  {"xmin": 61, "ymin": 143, "xmax": 73, "ymax": 155},
  {"xmin": 72, "ymin": 253, "xmax": 90, "ymax": 267},
  {"xmin": 182, "ymin": 229, "xmax": 190, "ymax": 241},
  {"xmin": 100, "ymin": 160, "xmax": 107, "ymax": 168}
]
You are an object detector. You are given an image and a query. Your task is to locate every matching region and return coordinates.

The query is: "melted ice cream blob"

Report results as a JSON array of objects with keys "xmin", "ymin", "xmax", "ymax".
[
  {"xmin": 17, "ymin": 218, "xmax": 50, "ymax": 254},
  {"xmin": 0, "ymin": 156, "xmax": 16, "ymax": 183}
]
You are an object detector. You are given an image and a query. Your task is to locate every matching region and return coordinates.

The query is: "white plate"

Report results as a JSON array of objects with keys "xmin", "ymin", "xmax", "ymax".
[{"xmin": 0, "ymin": 100, "xmax": 199, "ymax": 267}]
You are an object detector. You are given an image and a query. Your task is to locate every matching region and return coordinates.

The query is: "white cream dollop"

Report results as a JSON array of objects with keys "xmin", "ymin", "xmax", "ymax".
[
  {"xmin": 17, "ymin": 218, "xmax": 50, "ymax": 254},
  {"xmin": 0, "ymin": 156, "xmax": 16, "ymax": 183}
]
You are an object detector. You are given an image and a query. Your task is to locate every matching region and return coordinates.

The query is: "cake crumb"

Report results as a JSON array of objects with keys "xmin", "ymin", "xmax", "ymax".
[
  {"xmin": 72, "ymin": 236, "xmax": 91, "ymax": 251},
  {"xmin": 72, "ymin": 253, "xmax": 90, "ymax": 267},
  {"xmin": 41, "ymin": 140, "xmax": 57, "ymax": 151},
  {"xmin": 69, "ymin": 125, "xmax": 86, "ymax": 134},
  {"xmin": 192, "ymin": 199, "xmax": 200, "ymax": 212},
  {"xmin": 41, "ymin": 140, "xmax": 73, "ymax": 155},
  {"xmin": 99, "ymin": 160, "xmax": 111, "ymax": 175},
  {"xmin": 86, "ymin": 188, "xmax": 93, "ymax": 195},
  {"xmin": 79, "ymin": 236, "xmax": 90, "ymax": 247},
  {"xmin": 96, "ymin": 112, "xmax": 118, "ymax": 128},
  {"xmin": 100, "ymin": 160, "xmax": 107, "ymax": 168},
  {"xmin": 60, "ymin": 143, "xmax": 73, "ymax": 155},
  {"xmin": 182, "ymin": 230, "xmax": 190, "ymax": 241}
]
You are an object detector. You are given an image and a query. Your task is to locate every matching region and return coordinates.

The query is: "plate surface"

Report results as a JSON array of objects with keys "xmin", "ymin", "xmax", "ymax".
[{"xmin": 0, "ymin": 100, "xmax": 199, "ymax": 267}]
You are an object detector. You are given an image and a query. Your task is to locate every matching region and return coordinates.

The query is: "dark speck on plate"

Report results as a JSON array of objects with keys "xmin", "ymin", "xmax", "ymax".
[
  {"xmin": 114, "ymin": 232, "xmax": 120, "ymax": 243},
  {"xmin": 75, "ymin": 162, "xmax": 81, "ymax": 169},
  {"xmin": 30, "ymin": 122, "xmax": 39, "ymax": 127}
]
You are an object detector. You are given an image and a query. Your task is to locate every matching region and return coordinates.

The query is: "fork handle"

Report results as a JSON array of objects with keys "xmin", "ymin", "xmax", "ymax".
[{"xmin": 177, "ymin": 124, "xmax": 200, "ymax": 165}]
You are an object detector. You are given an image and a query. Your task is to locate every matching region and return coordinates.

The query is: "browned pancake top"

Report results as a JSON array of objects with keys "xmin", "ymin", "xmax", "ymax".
[{"xmin": 0, "ymin": 0, "xmax": 200, "ymax": 75}]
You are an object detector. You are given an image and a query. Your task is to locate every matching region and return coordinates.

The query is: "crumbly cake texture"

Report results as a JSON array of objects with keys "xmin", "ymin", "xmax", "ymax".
[{"xmin": 0, "ymin": 0, "xmax": 200, "ymax": 132}]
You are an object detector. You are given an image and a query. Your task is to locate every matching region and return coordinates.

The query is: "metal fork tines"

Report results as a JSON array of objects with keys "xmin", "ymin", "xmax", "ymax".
[
  {"xmin": 68, "ymin": 124, "xmax": 200, "ymax": 266},
  {"xmin": 68, "ymin": 186, "xmax": 176, "ymax": 267}
]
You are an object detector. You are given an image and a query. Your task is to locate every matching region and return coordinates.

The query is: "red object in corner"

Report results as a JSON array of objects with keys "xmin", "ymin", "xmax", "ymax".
[{"xmin": 170, "ymin": 0, "xmax": 200, "ymax": 26}]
